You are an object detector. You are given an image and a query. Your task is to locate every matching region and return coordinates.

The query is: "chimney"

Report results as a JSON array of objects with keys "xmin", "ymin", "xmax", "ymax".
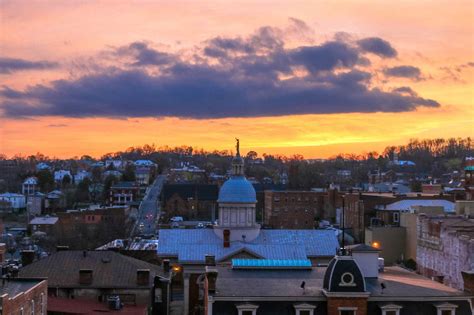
[
  {"xmin": 79, "ymin": 269, "xmax": 93, "ymax": 285},
  {"xmin": 21, "ymin": 250, "xmax": 35, "ymax": 266},
  {"xmin": 136, "ymin": 269, "xmax": 150, "ymax": 285},
  {"xmin": 163, "ymin": 259, "xmax": 170, "ymax": 273},
  {"xmin": 205, "ymin": 266, "xmax": 218, "ymax": 293},
  {"xmin": 462, "ymin": 271, "xmax": 474, "ymax": 293},
  {"xmin": 223, "ymin": 229, "xmax": 230, "ymax": 248},
  {"xmin": 205, "ymin": 255, "xmax": 216, "ymax": 266},
  {"xmin": 56, "ymin": 245, "xmax": 69, "ymax": 252}
]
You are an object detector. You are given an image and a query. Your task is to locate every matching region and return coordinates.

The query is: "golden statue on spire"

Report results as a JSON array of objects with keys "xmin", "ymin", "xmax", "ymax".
[{"xmin": 235, "ymin": 138, "xmax": 240, "ymax": 156}]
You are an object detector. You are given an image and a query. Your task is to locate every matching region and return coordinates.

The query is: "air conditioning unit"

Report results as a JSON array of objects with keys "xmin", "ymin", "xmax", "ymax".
[{"xmin": 107, "ymin": 296, "xmax": 121, "ymax": 310}]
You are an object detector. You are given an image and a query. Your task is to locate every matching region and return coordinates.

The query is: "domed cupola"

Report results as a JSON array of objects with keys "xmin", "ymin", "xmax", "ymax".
[
  {"xmin": 217, "ymin": 138, "xmax": 256, "ymax": 204},
  {"xmin": 214, "ymin": 139, "xmax": 260, "ymax": 243}
]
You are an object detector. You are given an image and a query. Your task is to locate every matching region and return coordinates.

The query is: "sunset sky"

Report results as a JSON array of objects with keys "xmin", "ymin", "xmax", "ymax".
[{"xmin": 1, "ymin": 0, "xmax": 473, "ymax": 158}]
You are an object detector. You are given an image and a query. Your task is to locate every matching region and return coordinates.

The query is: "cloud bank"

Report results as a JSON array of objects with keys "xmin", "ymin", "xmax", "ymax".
[{"xmin": 1, "ymin": 21, "xmax": 439, "ymax": 119}]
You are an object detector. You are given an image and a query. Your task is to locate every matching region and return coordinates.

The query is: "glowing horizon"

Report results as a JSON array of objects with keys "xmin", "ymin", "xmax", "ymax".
[{"xmin": 1, "ymin": 1, "xmax": 473, "ymax": 158}]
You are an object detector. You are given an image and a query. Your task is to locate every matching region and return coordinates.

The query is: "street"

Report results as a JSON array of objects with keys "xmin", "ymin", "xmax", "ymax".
[{"xmin": 130, "ymin": 174, "xmax": 166, "ymax": 236}]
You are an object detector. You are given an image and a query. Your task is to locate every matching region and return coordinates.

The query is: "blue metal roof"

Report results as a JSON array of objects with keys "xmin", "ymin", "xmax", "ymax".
[
  {"xmin": 232, "ymin": 259, "xmax": 312, "ymax": 269},
  {"xmin": 218, "ymin": 176, "xmax": 256, "ymax": 203},
  {"xmin": 157, "ymin": 229, "xmax": 339, "ymax": 263}
]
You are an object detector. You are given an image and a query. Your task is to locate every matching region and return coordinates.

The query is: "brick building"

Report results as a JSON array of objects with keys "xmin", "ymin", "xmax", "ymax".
[
  {"xmin": 343, "ymin": 192, "xmax": 456, "ymax": 243},
  {"xmin": 19, "ymin": 250, "xmax": 166, "ymax": 310},
  {"xmin": 109, "ymin": 181, "xmax": 140, "ymax": 206},
  {"xmin": 0, "ymin": 278, "xmax": 47, "ymax": 315},
  {"xmin": 161, "ymin": 184, "xmax": 218, "ymax": 221},
  {"xmin": 263, "ymin": 189, "xmax": 339, "ymax": 229},
  {"xmin": 55, "ymin": 206, "xmax": 131, "ymax": 248},
  {"xmin": 203, "ymin": 250, "xmax": 474, "ymax": 315},
  {"xmin": 417, "ymin": 215, "xmax": 474, "ymax": 290}
]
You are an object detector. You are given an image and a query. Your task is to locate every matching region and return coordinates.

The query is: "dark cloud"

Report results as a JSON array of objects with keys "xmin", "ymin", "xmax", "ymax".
[
  {"xmin": 383, "ymin": 65, "xmax": 422, "ymax": 80},
  {"xmin": 116, "ymin": 42, "xmax": 175, "ymax": 66},
  {"xmin": 1, "ymin": 24, "xmax": 439, "ymax": 119},
  {"xmin": 0, "ymin": 67, "xmax": 439, "ymax": 119},
  {"xmin": 0, "ymin": 57, "xmax": 58, "ymax": 74},
  {"xmin": 357, "ymin": 37, "xmax": 397, "ymax": 58},
  {"xmin": 290, "ymin": 41, "xmax": 362, "ymax": 73},
  {"xmin": 392, "ymin": 86, "xmax": 418, "ymax": 97}
]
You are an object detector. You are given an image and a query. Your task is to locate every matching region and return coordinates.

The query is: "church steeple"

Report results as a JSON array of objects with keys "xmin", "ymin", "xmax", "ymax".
[{"xmin": 231, "ymin": 138, "xmax": 244, "ymax": 176}]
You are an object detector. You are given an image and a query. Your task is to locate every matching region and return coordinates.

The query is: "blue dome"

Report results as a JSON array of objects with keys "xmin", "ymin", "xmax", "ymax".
[{"xmin": 218, "ymin": 176, "xmax": 257, "ymax": 203}]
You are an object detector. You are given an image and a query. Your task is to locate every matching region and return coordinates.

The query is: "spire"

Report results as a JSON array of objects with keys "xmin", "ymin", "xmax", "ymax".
[
  {"xmin": 231, "ymin": 138, "xmax": 244, "ymax": 176},
  {"xmin": 235, "ymin": 138, "xmax": 240, "ymax": 157}
]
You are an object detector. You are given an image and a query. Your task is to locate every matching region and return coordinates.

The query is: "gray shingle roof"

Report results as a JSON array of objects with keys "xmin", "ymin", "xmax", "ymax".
[{"xmin": 19, "ymin": 250, "xmax": 162, "ymax": 288}]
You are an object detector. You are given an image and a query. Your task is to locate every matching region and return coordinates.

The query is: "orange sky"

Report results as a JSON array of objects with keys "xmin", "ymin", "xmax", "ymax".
[{"xmin": 0, "ymin": 1, "xmax": 473, "ymax": 158}]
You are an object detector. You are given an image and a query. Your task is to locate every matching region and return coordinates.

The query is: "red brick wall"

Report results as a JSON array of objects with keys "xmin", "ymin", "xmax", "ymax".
[
  {"xmin": 327, "ymin": 297, "xmax": 367, "ymax": 315},
  {"xmin": 264, "ymin": 191, "xmax": 327, "ymax": 229},
  {"xmin": 1, "ymin": 280, "xmax": 47, "ymax": 315}
]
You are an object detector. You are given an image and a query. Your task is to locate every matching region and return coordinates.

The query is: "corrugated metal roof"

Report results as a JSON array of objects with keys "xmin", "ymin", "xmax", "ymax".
[{"xmin": 157, "ymin": 229, "xmax": 339, "ymax": 263}]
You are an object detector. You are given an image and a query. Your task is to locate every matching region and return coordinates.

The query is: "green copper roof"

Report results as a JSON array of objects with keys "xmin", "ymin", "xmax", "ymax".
[{"xmin": 232, "ymin": 259, "xmax": 312, "ymax": 269}]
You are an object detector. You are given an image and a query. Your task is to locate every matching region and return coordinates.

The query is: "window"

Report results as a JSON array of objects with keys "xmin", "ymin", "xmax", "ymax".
[
  {"xmin": 294, "ymin": 303, "xmax": 316, "ymax": 315},
  {"xmin": 435, "ymin": 303, "xmax": 457, "ymax": 315},
  {"xmin": 236, "ymin": 303, "xmax": 259, "ymax": 315},
  {"xmin": 393, "ymin": 212, "xmax": 400, "ymax": 223},
  {"xmin": 31, "ymin": 300, "xmax": 35, "ymax": 315},
  {"xmin": 380, "ymin": 304, "xmax": 402, "ymax": 315},
  {"xmin": 338, "ymin": 307, "xmax": 357, "ymax": 315}
]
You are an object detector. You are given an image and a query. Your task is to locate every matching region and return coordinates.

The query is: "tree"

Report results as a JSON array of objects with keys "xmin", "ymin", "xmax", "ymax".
[
  {"xmin": 75, "ymin": 178, "xmax": 91, "ymax": 202},
  {"xmin": 37, "ymin": 170, "xmax": 54, "ymax": 192},
  {"xmin": 122, "ymin": 164, "xmax": 136, "ymax": 181},
  {"xmin": 62, "ymin": 174, "xmax": 71, "ymax": 188},
  {"xmin": 246, "ymin": 151, "xmax": 258, "ymax": 160}
]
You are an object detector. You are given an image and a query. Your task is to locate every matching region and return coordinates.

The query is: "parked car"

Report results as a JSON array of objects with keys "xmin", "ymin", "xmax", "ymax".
[
  {"xmin": 170, "ymin": 216, "xmax": 184, "ymax": 222},
  {"xmin": 196, "ymin": 222, "xmax": 205, "ymax": 229}
]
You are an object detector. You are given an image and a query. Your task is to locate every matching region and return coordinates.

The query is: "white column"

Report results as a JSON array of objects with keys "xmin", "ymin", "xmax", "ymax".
[{"xmin": 207, "ymin": 296, "xmax": 214, "ymax": 315}]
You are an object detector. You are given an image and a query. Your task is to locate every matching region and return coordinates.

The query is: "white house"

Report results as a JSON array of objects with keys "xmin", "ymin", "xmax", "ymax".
[
  {"xmin": 73, "ymin": 170, "xmax": 91, "ymax": 183},
  {"xmin": 54, "ymin": 170, "xmax": 72, "ymax": 182},
  {"xmin": 0, "ymin": 193, "xmax": 26, "ymax": 210},
  {"xmin": 22, "ymin": 177, "xmax": 39, "ymax": 195}
]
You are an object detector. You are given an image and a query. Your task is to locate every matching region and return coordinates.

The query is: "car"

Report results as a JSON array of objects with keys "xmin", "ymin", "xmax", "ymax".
[
  {"xmin": 170, "ymin": 216, "xmax": 184, "ymax": 222},
  {"xmin": 196, "ymin": 222, "xmax": 205, "ymax": 229}
]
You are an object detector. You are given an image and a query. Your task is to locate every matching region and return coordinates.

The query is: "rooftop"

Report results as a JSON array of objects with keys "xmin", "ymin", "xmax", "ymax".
[
  {"xmin": 19, "ymin": 250, "xmax": 163, "ymax": 288},
  {"xmin": 376, "ymin": 199, "xmax": 455, "ymax": 212},
  {"xmin": 29, "ymin": 216, "xmax": 59, "ymax": 225},
  {"xmin": 211, "ymin": 266, "xmax": 470, "ymax": 299},
  {"xmin": 0, "ymin": 279, "xmax": 45, "ymax": 298},
  {"xmin": 111, "ymin": 181, "xmax": 139, "ymax": 189},
  {"xmin": 157, "ymin": 229, "xmax": 339, "ymax": 263}
]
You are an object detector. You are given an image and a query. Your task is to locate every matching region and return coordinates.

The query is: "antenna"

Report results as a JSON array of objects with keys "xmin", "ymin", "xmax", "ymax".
[{"xmin": 341, "ymin": 196, "xmax": 346, "ymax": 255}]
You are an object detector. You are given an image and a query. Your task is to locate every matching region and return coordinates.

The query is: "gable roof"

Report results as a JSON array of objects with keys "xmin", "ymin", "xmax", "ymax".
[
  {"xmin": 161, "ymin": 184, "xmax": 218, "ymax": 201},
  {"xmin": 19, "ymin": 250, "xmax": 162, "ymax": 288},
  {"xmin": 157, "ymin": 229, "xmax": 339, "ymax": 263}
]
